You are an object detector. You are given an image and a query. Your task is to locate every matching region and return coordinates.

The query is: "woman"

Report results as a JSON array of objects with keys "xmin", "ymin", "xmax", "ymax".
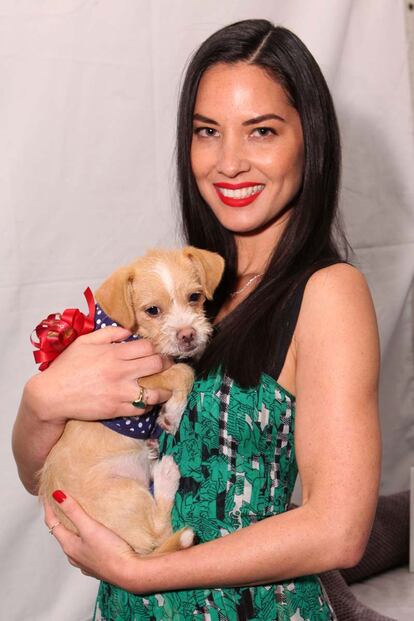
[{"xmin": 13, "ymin": 19, "xmax": 381, "ymax": 620}]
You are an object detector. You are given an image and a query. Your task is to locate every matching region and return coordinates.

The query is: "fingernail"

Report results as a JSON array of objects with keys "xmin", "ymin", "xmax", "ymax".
[{"xmin": 52, "ymin": 490, "xmax": 67, "ymax": 504}]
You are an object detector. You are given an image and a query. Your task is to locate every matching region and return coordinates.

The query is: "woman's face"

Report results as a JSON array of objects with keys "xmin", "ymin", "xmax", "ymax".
[{"xmin": 191, "ymin": 62, "xmax": 304, "ymax": 235}]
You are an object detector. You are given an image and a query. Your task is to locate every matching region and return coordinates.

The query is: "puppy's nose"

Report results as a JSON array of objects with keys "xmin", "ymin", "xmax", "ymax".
[{"xmin": 177, "ymin": 327, "xmax": 196, "ymax": 346}]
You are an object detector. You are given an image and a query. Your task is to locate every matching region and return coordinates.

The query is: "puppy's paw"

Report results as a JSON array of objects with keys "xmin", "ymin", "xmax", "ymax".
[
  {"xmin": 152, "ymin": 455, "xmax": 180, "ymax": 500},
  {"xmin": 179, "ymin": 528, "xmax": 195, "ymax": 549},
  {"xmin": 145, "ymin": 438, "xmax": 160, "ymax": 460},
  {"xmin": 158, "ymin": 397, "xmax": 186, "ymax": 435},
  {"xmin": 158, "ymin": 413, "xmax": 175, "ymax": 434}
]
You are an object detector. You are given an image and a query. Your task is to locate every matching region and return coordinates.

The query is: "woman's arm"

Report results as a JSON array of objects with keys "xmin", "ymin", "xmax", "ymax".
[
  {"xmin": 44, "ymin": 263, "xmax": 381, "ymax": 592},
  {"xmin": 13, "ymin": 326, "xmax": 171, "ymax": 494},
  {"xmin": 293, "ymin": 263, "xmax": 381, "ymax": 563}
]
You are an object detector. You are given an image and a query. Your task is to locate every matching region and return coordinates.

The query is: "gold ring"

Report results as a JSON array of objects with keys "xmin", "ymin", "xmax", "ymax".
[
  {"xmin": 132, "ymin": 383, "xmax": 147, "ymax": 409},
  {"xmin": 48, "ymin": 521, "xmax": 61, "ymax": 535}
]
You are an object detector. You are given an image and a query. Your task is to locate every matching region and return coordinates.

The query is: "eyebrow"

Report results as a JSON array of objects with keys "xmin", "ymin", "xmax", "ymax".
[
  {"xmin": 193, "ymin": 113, "xmax": 219, "ymax": 125},
  {"xmin": 192, "ymin": 112, "xmax": 286, "ymax": 125},
  {"xmin": 243, "ymin": 113, "xmax": 286, "ymax": 125}
]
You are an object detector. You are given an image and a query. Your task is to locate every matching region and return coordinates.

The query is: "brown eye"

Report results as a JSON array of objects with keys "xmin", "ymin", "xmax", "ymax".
[
  {"xmin": 145, "ymin": 306, "xmax": 161, "ymax": 317},
  {"xmin": 189, "ymin": 292, "xmax": 202, "ymax": 303}
]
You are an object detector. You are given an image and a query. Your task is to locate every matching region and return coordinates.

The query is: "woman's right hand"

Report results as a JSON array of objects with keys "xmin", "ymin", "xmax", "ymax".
[
  {"xmin": 25, "ymin": 326, "xmax": 173, "ymax": 425},
  {"xmin": 13, "ymin": 326, "xmax": 173, "ymax": 493}
]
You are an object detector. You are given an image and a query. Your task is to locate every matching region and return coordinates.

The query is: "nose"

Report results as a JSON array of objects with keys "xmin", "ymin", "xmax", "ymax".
[
  {"xmin": 216, "ymin": 135, "xmax": 250, "ymax": 177},
  {"xmin": 177, "ymin": 327, "xmax": 196, "ymax": 347}
]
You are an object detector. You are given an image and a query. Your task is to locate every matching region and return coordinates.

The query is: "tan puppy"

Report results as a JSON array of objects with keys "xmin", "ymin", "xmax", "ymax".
[{"xmin": 39, "ymin": 246, "xmax": 224, "ymax": 555}]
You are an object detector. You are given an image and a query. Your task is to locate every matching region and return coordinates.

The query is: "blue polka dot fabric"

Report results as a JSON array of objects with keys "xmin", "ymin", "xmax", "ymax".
[{"xmin": 95, "ymin": 303, "xmax": 161, "ymax": 439}]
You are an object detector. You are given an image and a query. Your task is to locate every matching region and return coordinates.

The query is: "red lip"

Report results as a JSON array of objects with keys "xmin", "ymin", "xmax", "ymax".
[
  {"xmin": 214, "ymin": 182, "xmax": 262, "ymax": 190},
  {"xmin": 213, "ymin": 183, "xmax": 264, "ymax": 207}
]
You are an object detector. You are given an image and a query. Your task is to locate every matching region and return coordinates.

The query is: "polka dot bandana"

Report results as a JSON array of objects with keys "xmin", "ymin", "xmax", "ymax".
[
  {"xmin": 94, "ymin": 303, "xmax": 139, "ymax": 342},
  {"xmin": 102, "ymin": 410, "xmax": 161, "ymax": 439},
  {"xmin": 95, "ymin": 303, "xmax": 161, "ymax": 439}
]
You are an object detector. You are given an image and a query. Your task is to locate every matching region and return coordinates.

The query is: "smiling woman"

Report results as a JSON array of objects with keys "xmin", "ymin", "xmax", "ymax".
[
  {"xmin": 191, "ymin": 63, "xmax": 304, "ymax": 235},
  {"xmin": 92, "ymin": 19, "xmax": 380, "ymax": 620},
  {"xmin": 13, "ymin": 17, "xmax": 381, "ymax": 621},
  {"xmin": 179, "ymin": 21, "xmax": 346, "ymax": 388}
]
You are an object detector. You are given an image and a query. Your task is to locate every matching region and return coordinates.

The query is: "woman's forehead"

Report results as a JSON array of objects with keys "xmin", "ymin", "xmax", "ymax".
[{"xmin": 194, "ymin": 62, "xmax": 294, "ymax": 122}]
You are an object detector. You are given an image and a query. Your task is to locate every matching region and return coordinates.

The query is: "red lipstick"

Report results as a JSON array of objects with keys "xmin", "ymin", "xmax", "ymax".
[{"xmin": 214, "ymin": 182, "xmax": 264, "ymax": 207}]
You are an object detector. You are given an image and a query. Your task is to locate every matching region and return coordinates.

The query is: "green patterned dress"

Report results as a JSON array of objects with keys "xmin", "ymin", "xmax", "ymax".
[{"xmin": 94, "ymin": 370, "xmax": 336, "ymax": 621}]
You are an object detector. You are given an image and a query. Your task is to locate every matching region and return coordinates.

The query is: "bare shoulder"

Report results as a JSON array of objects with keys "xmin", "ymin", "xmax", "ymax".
[
  {"xmin": 305, "ymin": 262, "xmax": 371, "ymax": 304},
  {"xmin": 294, "ymin": 262, "xmax": 380, "ymax": 400},
  {"xmin": 296, "ymin": 263, "xmax": 377, "ymax": 342}
]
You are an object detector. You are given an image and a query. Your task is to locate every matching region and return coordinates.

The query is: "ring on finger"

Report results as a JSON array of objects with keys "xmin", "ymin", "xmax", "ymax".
[
  {"xmin": 132, "ymin": 382, "xmax": 147, "ymax": 409},
  {"xmin": 48, "ymin": 521, "xmax": 61, "ymax": 535}
]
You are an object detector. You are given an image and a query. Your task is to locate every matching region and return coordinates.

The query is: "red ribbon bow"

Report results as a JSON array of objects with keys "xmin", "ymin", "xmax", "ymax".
[{"xmin": 31, "ymin": 287, "xmax": 95, "ymax": 371}]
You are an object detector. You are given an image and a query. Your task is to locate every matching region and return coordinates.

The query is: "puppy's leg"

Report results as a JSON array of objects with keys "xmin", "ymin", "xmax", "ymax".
[
  {"xmin": 151, "ymin": 455, "xmax": 194, "ymax": 553},
  {"xmin": 152, "ymin": 455, "xmax": 181, "ymax": 493},
  {"xmin": 158, "ymin": 361, "xmax": 194, "ymax": 433},
  {"xmin": 89, "ymin": 453, "xmax": 183, "ymax": 553},
  {"xmin": 151, "ymin": 455, "xmax": 180, "ymax": 531},
  {"xmin": 158, "ymin": 390, "xmax": 188, "ymax": 434},
  {"xmin": 140, "ymin": 363, "xmax": 194, "ymax": 435},
  {"xmin": 71, "ymin": 478, "xmax": 161, "ymax": 555},
  {"xmin": 78, "ymin": 459, "xmax": 190, "ymax": 555},
  {"xmin": 145, "ymin": 438, "xmax": 160, "ymax": 461}
]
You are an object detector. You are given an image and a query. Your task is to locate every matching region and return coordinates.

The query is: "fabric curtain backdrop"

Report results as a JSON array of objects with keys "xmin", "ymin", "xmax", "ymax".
[{"xmin": 1, "ymin": 1, "xmax": 412, "ymax": 620}]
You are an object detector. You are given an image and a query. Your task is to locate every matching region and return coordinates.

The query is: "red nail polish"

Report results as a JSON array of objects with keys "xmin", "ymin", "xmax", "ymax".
[{"xmin": 52, "ymin": 490, "xmax": 67, "ymax": 504}]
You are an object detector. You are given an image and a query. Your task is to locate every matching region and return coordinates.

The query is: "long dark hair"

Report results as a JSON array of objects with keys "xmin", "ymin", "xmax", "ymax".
[{"xmin": 177, "ymin": 19, "xmax": 350, "ymax": 387}]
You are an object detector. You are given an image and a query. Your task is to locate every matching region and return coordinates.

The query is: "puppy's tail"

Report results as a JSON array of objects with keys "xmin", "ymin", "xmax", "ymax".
[{"xmin": 152, "ymin": 527, "xmax": 195, "ymax": 555}]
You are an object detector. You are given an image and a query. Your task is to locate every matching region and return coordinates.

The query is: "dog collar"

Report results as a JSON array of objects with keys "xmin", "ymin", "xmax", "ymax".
[
  {"xmin": 95, "ymin": 303, "xmax": 161, "ymax": 440},
  {"xmin": 94, "ymin": 303, "xmax": 139, "ymax": 341}
]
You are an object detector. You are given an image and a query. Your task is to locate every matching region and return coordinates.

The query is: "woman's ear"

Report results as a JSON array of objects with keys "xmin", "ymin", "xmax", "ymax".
[
  {"xmin": 94, "ymin": 266, "xmax": 137, "ymax": 331},
  {"xmin": 183, "ymin": 246, "xmax": 225, "ymax": 300}
]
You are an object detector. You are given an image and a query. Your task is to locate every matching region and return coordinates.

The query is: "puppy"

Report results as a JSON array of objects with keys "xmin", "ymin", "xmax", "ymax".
[{"xmin": 39, "ymin": 246, "xmax": 224, "ymax": 555}]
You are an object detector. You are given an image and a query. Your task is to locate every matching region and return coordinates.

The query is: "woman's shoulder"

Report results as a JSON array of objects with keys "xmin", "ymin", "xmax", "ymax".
[
  {"xmin": 296, "ymin": 262, "xmax": 378, "ymax": 344},
  {"xmin": 309, "ymin": 261, "xmax": 366, "ymax": 282},
  {"xmin": 291, "ymin": 261, "xmax": 380, "ymax": 411},
  {"xmin": 307, "ymin": 261, "xmax": 368, "ymax": 290},
  {"xmin": 305, "ymin": 262, "xmax": 371, "ymax": 305}
]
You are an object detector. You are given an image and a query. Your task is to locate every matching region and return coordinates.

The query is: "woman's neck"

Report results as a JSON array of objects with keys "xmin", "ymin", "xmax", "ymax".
[
  {"xmin": 234, "ymin": 210, "xmax": 290, "ymax": 275},
  {"xmin": 214, "ymin": 212, "xmax": 291, "ymax": 325}
]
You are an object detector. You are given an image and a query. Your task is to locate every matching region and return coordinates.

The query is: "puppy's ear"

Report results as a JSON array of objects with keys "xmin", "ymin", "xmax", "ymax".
[
  {"xmin": 183, "ymin": 246, "xmax": 225, "ymax": 300},
  {"xmin": 94, "ymin": 267, "xmax": 137, "ymax": 331}
]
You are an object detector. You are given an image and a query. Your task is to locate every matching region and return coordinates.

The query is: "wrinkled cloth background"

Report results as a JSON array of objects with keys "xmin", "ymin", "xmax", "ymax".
[{"xmin": 1, "ymin": 1, "xmax": 413, "ymax": 620}]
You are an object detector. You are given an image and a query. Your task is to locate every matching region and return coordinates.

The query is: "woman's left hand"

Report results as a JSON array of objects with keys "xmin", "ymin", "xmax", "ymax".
[{"xmin": 44, "ymin": 492, "xmax": 137, "ymax": 587}]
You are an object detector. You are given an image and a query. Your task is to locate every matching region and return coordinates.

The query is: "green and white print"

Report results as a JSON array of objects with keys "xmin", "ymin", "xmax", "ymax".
[{"xmin": 95, "ymin": 370, "xmax": 336, "ymax": 621}]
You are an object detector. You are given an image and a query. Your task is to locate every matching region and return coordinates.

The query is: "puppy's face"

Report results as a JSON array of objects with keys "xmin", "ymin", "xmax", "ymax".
[
  {"xmin": 131, "ymin": 251, "xmax": 214, "ymax": 358},
  {"xmin": 95, "ymin": 247, "xmax": 225, "ymax": 359}
]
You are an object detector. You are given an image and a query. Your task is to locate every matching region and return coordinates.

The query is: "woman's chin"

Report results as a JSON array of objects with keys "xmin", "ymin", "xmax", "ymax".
[
  {"xmin": 211, "ymin": 210, "xmax": 265, "ymax": 235},
  {"xmin": 218, "ymin": 215, "xmax": 280, "ymax": 237}
]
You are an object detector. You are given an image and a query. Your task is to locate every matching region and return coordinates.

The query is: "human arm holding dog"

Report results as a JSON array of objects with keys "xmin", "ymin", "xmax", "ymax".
[
  {"xmin": 44, "ymin": 263, "xmax": 382, "ymax": 589},
  {"xmin": 13, "ymin": 246, "xmax": 220, "ymax": 496},
  {"xmin": 13, "ymin": 326, "xmax": 172, "ymax": 494}
]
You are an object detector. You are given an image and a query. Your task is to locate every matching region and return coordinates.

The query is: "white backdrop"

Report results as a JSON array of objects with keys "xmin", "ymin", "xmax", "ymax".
[{"xmin": 1, "ymin": 1, "xmax": 413, "ymax": 620}]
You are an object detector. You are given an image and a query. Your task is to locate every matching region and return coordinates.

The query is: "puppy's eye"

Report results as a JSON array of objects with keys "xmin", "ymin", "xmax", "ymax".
[
  {"xmin": 145, "ymin": 306, "xmax": 161, "ymax": 317},
  {"xmin": 189, "ymin": 292, "xmax": 202, "ymax": 303}
]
